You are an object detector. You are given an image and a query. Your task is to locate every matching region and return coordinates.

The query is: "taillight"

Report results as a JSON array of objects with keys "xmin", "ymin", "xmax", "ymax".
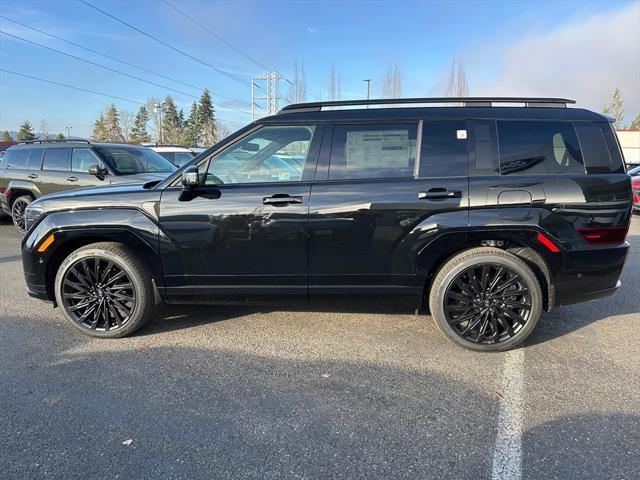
[
  {"xmin": 577, "ymin": 226, "xmax": 629, "ymax": 245},
  {"xmin": 634, "ymin": 191, "xmax": 640, "ymax": 204}
]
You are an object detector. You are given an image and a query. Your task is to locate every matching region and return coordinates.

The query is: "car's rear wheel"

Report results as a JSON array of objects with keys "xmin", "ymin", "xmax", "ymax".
[
  {"xmin": 11, "ymin": 195, "xmax": 32, "ymax": 233},
  {"xmin": 54, "ymin": 242, "xmax": 154, "ymax": 338},
  {"xmin": 429, "ymin": 247, "xmax": 542, "ymax": 352}
]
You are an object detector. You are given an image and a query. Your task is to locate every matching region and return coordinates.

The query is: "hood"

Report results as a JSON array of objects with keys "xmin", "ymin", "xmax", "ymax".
[
  {"xmin": 109, "ymin": 173, "xmax": 168, "ymax": 184},
  {"xmin": 31, "ymin": 181, "xmax": 163, "ymax": 213}
]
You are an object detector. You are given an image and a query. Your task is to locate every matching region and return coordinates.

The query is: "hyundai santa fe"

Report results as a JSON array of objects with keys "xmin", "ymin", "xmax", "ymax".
[{"xmin": 19, "ymin": 97, "xmax": 633, "ymax": 351}]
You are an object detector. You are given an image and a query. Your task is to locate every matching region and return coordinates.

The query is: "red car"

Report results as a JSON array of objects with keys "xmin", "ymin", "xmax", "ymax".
[{"xmin": 630, "ymin": 166, "xmax": 640, "ymax": 213}]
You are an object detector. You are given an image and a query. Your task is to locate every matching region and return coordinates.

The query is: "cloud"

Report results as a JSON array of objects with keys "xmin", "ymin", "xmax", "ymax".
[
  {"xmin": 474, "ymin": 3, "xmax": 640, "ymax": 119},
  {"xmin": 306, "ymin": 27, "xmax": 317, "ymax": 36}
]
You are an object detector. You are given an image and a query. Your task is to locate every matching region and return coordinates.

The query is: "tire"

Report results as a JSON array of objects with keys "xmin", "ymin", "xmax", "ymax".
[
  {"xmin": 54, "ymin": 242, "xmax": 154, "ymax": 338},
  {"xmin": 429, "ymin": 247, "xmax": 542, "ymax": 352},
  {"xmin": 11, "ymin": 195, "xmax": 32, "ymax": 233}
]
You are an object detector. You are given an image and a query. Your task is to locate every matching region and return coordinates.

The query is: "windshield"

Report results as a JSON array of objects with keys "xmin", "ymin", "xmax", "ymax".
[{"xmin": 96, "ymin": 146, "xmax": 177, "ymax": 175}]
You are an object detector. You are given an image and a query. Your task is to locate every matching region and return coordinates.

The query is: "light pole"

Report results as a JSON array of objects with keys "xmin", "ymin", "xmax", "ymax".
[
  {"xmin": 65, "ymin": 126, "xmax": 71, "ymax": 138},
  {"xmin": 154, "ymin": 102, "xmax": 163, "ymax": 144},
  {"xmin": 363, "ymin": 79, "xmax": 371, "ymax": 107}
]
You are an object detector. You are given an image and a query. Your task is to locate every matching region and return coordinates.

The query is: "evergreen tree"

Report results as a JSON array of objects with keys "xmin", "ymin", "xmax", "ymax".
[
  {"xmin": 55, "ymin": 133, "xmax": 65, "ymax": 140},
  {"xmin": 131, "ymin": 106, "xmax": 151, "ymax": 143},
  {"xmin": 104, "ymin": 104, "xmax": 124, "ymax": 142},
  {"xmin": 162, "ymin": 96, "xmax": 182, "ymax": 144},
  {"xmin": 629, "ymin": 113, "xmax": 640, "ymax": 131},
  {"xmin": 1, "ymin": 130, "xmax": 12, "ymax": 142},
  {"xmin": 185, "ymin": 101, "xmax": 200, "ymax": 146},
  {"xmin": 197, "ymin": 89, "xmax": 216, "ymax": 146},
  {"xmin": 91, "ymin": 114, "xmax": 108, "ymax": 142},
  {"xmin": 603, "ymin": 88, "xmax": 625, "ymax": 129},
  {"xmin": 16, "ymin": 120, "xmax": 36, "ymax": 141}
]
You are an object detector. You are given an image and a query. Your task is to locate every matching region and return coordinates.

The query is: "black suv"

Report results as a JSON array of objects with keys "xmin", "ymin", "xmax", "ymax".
[
  {"xmin": 0, "ymin": 140, "xmax": 176, "ymax": 231},
  {"xmin": 20, "ymin": 98, "xmax": 632, "ymax": 351}
]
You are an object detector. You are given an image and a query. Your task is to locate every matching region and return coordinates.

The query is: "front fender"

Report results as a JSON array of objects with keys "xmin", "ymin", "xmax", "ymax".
[{"xmin": 22, "ymin": 208, "xmax": 163, "ymax": 302}]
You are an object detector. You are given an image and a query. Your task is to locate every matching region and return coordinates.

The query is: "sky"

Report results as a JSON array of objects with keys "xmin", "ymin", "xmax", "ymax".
[{"xmin": 0, "ymin": 0, "xmax": 639, "ymax": 138}]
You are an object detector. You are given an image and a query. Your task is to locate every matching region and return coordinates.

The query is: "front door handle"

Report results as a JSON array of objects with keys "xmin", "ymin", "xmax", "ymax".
[
  {"xmin": 263, "ymin": 194, "xmax": 304, "ymax": 205},
  {"xmin": 65, "ymin": 176, "xmax": 78, "ymax": 182},
  {"xmin": 27, "ymin": 173, "xmax": 38, "ymax": 180},
  {"xmin": 418, "ymin": 188, "xmax": 462, "ymax": 200}
]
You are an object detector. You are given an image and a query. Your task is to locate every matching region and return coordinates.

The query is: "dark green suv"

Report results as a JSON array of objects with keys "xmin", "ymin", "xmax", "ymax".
[{"xmin": 0, "ymin": 140, "xmax": 176, "ymax": 231}]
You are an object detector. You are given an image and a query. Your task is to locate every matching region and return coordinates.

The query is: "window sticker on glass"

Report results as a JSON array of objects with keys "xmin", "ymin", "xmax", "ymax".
[
  {"xmin": 456, "ymin": 129, "xmax": 467, "ymax": 140},
  {"xmin": 345, "ymin": 130, "xmax": 409, "ymax": 169}
]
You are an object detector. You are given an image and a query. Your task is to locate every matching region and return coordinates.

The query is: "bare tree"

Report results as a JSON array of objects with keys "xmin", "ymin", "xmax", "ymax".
[
  {"xmin": 328, "ymin": 65, "xmax": 342, "ymax": 101},
  {"xmin": 39, "ymin": 119, "xmax": 50, "ymax": 140},
  {"xmin": 446, "ymin": 60, "xmax": 469, "ymax": 98},
  {"xmin": 287, "ymin": 61, "xmax": 307, "ymax": 104},
  {"xmin": 383, "ymin": 64, "xmax": 402, "ymax": 101},
  {"xmin": 120, "ymin": 111, "xmax": 134, "ymax": 143}
]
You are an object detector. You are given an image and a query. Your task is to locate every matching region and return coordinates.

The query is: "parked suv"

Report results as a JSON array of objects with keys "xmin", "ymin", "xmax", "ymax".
[
  {"xmin": 20, "ymin": 98, "xmax": 632, "ymax": 351},
  {"xmin": 0, "ymin": 140, "xmax": 176, "ymax": 231},
  {"xmin": 147, "ymin": 144, "xmax": 198, "ymax": 167}
]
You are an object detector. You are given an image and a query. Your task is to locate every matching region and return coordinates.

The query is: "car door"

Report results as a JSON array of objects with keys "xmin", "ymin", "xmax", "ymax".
[
  {"xmin": 158, "ymin": 123, "xmax": 323, "ymax": 302},
  {"xmin": 38, "ymin": 147, "xmax": 72, "ymax": 195},
  {"xmin": 70, "ymin": 148, "xmax": 110, "ymax": 188},
  {"xmin": 308, "ymin": 120, "xmax": 469, "ymax": 299}
]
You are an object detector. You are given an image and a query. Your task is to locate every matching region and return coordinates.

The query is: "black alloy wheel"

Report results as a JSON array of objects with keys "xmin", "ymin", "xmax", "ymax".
[
  {"xmin": 60, "ymin": 256, "xmax": 137, "ymax": 332},
  {"xmin": 11, "ymin": 196, "xmax": 31, "ymax": 232},
  {"xmin": 443, "ymin": 264, "xmax": 532, "ymax": 345},
  {"xmin": 429, "ymin": 247, "xmax": 542, "ymax": 352}
]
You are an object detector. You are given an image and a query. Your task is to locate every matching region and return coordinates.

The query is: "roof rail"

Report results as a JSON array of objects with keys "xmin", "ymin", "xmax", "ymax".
[
  {"xmin": 280, "ymin": 97, "xmax": 576, "ymax": 113},
  {"xmin": 16, "ymin": 138, "xmax": 91, "ymax": 145}
]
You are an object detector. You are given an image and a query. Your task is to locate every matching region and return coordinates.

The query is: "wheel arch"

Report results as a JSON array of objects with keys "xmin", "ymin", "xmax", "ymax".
[
  {"xmin": 6, "ymin": 181, "xmax": 40, "ymax": 206},
  {"xmin": 417, "ymin": 229, "xmax": 556, "ymax": 312}
]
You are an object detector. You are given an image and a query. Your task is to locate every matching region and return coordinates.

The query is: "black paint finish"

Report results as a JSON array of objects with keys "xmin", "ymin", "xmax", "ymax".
[{"xmin": 22, "ymin": 105, "xmax": 632, "ymax": 316}]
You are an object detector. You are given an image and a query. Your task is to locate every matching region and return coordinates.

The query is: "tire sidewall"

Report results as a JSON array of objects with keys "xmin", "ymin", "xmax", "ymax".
[
  {"xmin": 54, "ymin": 247, "xmax": 149, "ymax": 338},
  {"xmin": 430, "ymin": 252, "xmax": 542, "ymax": 352},
  {"xmin": 11, "ymin": 195, "xmax": 32, "ymax": 232}
]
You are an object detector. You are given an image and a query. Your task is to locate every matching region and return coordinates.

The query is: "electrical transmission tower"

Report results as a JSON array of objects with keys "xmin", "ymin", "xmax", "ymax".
[{"xmin": 251, "ymin": 71, "xmax": 286, "ymax": 120}]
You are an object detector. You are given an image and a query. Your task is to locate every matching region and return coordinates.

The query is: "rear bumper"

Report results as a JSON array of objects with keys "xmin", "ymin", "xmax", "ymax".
[
  {"xmin": 0, "ymin": 192, "xmax": 10, "ymax": 214},
  {"xmin": 554, "ymin": 243, "xmax": 629, "ymax": 307}
]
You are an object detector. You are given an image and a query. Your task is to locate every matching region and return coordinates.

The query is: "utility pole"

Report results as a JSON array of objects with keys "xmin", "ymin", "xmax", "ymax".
[
  {"xmin": 363, "ymin": 79, "xmax": 371, "ymax": 107},
  {"xmin": 154, "ymin": 102, "xmax": 163, "ymax": 143},
  {"xmin": 65, "ymin": 126, "xmax": 72, "ymax": 138},
  {"xmin": 251, "ymin": 71, "xmax": 285, "ymax": 120}
]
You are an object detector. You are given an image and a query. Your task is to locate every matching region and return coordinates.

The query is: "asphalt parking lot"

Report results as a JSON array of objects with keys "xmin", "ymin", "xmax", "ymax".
[{"xmin": 1, "ymin": 215, "xmax": 638, "ymax": 480}]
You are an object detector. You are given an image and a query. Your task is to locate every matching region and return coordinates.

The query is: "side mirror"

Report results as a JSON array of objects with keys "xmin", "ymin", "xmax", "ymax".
[
  {"xmin": 88, "ymin": 164, "xmax": 106, "ymax": 180},
  {"xmin": 181, "ymin": 165, "xmax": 199, "ymax": 190}
]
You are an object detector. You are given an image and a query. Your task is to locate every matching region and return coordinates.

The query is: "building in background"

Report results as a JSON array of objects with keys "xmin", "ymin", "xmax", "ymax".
[{"xmin": 617, "ymin": 130, "xmax": 640, "ymax": 168}]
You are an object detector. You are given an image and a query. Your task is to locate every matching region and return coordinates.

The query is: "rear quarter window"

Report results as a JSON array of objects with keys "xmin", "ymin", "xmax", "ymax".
[
  {"xmin": 3, "ymin": 148, "xmax": 43, "ymax": 169},
  {"xmin": 574, "ymin": 123, "xmax": 626, "ymax": 174},
  {"xmin": 497, "ymin": 120, "xmax": 584, "ymax": 175}
]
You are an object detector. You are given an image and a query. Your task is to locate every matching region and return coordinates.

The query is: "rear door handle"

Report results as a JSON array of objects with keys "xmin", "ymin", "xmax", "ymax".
[
  {"xmin": 27, "ymin": 174, "xmax": 38, "ymax": 179},
  {"xmin": 418, "ymin": 189, "xmax": 462, "ymax": 200},
  {"xmin": 263, "ymin": 194, "xmax": 304, "ymax": 205},
  {"xmin": 65, "ymin": 176, "xmax": 78, "ymax": 182}
]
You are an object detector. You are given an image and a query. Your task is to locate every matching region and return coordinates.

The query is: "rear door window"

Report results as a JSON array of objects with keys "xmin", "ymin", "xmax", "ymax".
[
  {"xmin": 329, "ymin": 124, "xmax": 417, "ymax": 180},
  {"xmin": 42, "ymin": 148, "xmax": 71, "ymax": 171},
  {"xmin": 419, "ymin": 120, "xmax": 468, "ymax": 177},
  {"xmin": 574, "ymin": 123, "xmax": 626, "ymax": 173},
  {"xmin": 4, "ymin": 148, "xmax": 43, "ymax": 169},
  {"xmin": 497, "ymin": 121, "xmax": 584, "ymax": 175}
]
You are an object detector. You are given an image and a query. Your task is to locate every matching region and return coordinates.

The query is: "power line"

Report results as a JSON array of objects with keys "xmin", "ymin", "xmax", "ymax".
[
  {"xmin": 0, "ymin": 14, "xmax": 204, "ymax": 92},
  {"xmin": 78, "ymin": 0, "xmax": 253, "ymax": 89},
  {"xmin": 161, "ymin": 0, "xmax": 271, "ymax": 72},
  {"xmin": 0, "ymin": 30, "xmax": 199, "ymax": 100},
  {"xmin": 0, "ymin": 68, "xmax": 146, "ymax": 105}
]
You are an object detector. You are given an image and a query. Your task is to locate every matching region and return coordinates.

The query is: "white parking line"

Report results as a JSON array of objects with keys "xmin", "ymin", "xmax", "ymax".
[{"xmin": 491, "ymin": 348, "xmax": 524, "ymax": 480}]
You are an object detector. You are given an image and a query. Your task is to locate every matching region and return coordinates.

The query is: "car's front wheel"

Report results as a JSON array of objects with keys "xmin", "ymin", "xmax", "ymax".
[
  {"xmin": 11, "ymin": 195, "xmax": 32, "ymax": 233},
  {"xmin": 54, "ymin": 242, "xmax": 154, "ymax": 338},
  {"xmin": 429, "ymin": 247, "xmax": 542, "ymax": 352}
]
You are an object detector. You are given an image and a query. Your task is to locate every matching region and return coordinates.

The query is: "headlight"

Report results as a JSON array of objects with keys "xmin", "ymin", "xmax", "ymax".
[{"xmin": 24, "ymin": 205, "xmax": 45, "ymax": 231}]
